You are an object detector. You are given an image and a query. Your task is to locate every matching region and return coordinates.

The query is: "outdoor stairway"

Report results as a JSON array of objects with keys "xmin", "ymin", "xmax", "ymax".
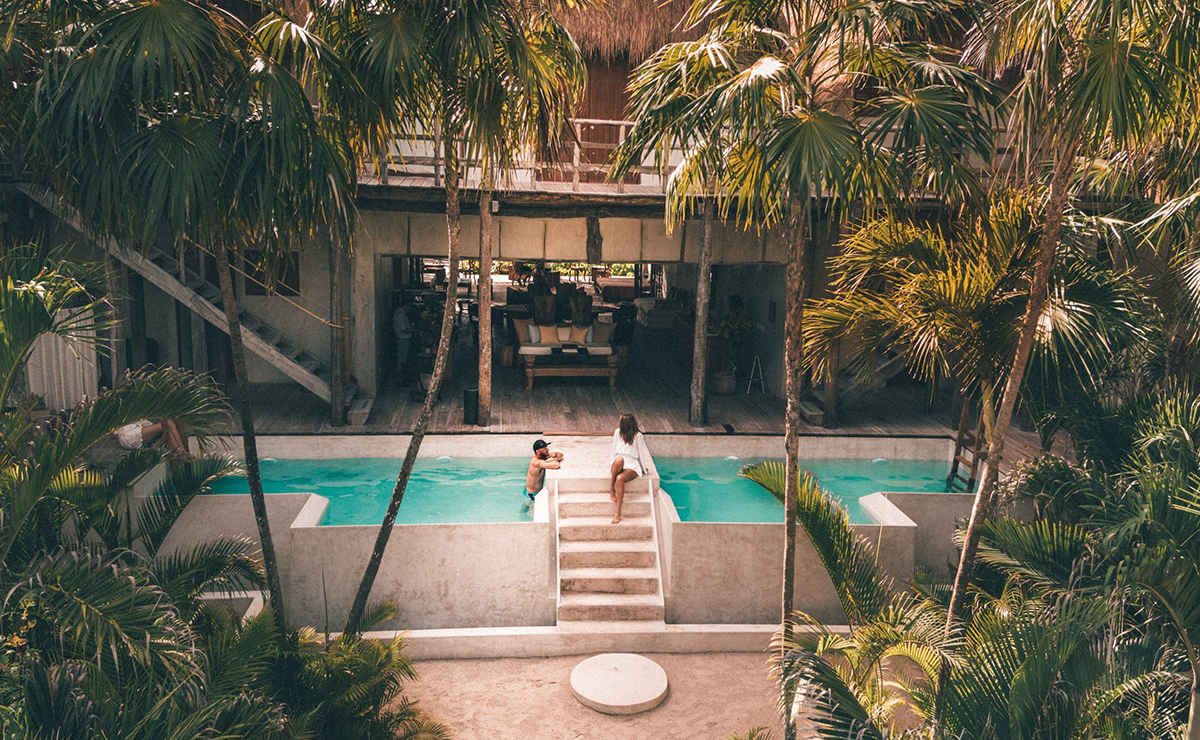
[
  {"xmin": 555, "ymin": 479, "xmax": 665, "ymax": 624},
  {"xmin": 801, "ymin": 349, "xmax": 909, "ymax": 426},
  {"xmin": 20, "ymin": 184, "xmax": 373, "ymax": 425}
]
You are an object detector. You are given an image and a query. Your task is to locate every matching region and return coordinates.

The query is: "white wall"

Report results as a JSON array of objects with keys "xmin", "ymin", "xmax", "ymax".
[
  {"xmin": 25, "ymin": 309, "xmax": 99, "ymax": 409},
  {"xmin": 657, "ymin": 490, "xmax": 918, "ymax": 624},
  {"xmin": 160, "ymin": 492, "xmax": 556, "ymax": 630},
  {"xmin": 239, "ymin": 247, "xmax": 334, "ymax": 385}
]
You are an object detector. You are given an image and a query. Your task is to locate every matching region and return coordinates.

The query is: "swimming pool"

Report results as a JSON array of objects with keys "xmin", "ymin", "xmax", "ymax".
[
  {"xmin": 206, "ymin": 457, "xmax": 533, "ymax": 525},
  {"xmin": 655, "ymin": 456, "xmax": 953, "ymax": 524}
]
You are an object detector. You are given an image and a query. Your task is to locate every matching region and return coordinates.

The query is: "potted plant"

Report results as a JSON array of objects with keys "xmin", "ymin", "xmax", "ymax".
[{"xmin": 710, "ymin": 308, "xmax": 753, "ymax": 395}]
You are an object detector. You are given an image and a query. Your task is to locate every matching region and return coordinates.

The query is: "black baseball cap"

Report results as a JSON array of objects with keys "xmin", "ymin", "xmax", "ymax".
[{"xmin": 532, "ymin": 439, "xmax": 551, "ymax": 451}]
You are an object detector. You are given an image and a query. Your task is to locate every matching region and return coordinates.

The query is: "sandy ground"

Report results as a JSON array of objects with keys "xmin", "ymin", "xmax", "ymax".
[{"xmin": 401, "ymin": 653, "xmax": 781, "ymax": 740}]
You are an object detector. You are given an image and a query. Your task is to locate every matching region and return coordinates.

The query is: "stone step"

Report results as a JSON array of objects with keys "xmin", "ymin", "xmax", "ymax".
[
  {"xmin": 558, "ymin": 516, "xmax": 652, "ymax": 542},
  {"xmin": 559, "ymin": 498, "xmax": 650, "ymax": 518},
  {"xmin": 557, "ymin": 593, "xmax": 664, "ymax": 622},
  {"xmin": 559, "ymin": 540, "xmax": 657, "ymax": 568},
  {"xmin": 560, "ymin": 567, "xmax": 659, "ymax": 595},
  {"xmin": 558, "ymin": 491, "xmax": 650, "ymax": 504},
  {"xmin": 557, "ymin": 478, "xmax": 655, "ymax": 495}
]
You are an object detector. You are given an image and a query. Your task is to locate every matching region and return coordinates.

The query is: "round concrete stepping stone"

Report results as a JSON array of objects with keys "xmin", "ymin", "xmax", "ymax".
[{"xmin": 570, "ymin": 653, "xmax": 668, "ymax": 715}]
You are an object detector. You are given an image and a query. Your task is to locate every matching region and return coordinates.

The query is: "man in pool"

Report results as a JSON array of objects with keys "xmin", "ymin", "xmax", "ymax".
[{"xmin": 524, "ymin": 439, "xmax": 563, "ymax": 506}]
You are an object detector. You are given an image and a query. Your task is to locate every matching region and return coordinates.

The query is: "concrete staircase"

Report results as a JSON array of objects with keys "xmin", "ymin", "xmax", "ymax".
[
  {"xmin": 555, "ymin": 478, "xmax": 665, "ymax": 624},
  {"xmin": 20, "ymin": 184, "xmax": 373, "ymax": 425}
]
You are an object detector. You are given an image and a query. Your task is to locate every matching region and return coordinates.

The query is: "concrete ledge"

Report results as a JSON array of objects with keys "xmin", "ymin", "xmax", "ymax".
[
  {"xmin": 291, "ymin": 493, "xmax": 330, "ymax": 528},
  {"xmin": 363, "ymin": 623, "xmax": 800, "ymax": 660}
]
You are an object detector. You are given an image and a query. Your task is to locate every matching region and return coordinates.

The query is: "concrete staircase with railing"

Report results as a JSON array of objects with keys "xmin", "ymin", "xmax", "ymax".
[
  {"xmin": 554, "ymin": 477, "xmax": 665, "ymax": 624},
  {"xmin": 20, "ymin": 185, "xmax": 373, "ymax": 425}
]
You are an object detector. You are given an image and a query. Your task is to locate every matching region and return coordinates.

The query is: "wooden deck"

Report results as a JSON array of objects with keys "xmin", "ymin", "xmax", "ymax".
[
  {"xmin": 224, "ymin": 316, "xmax": 1059, "ymax": 474},
  {"xmin": 234, "ymin": 324, "xmax": 961, "ymax": 438}
]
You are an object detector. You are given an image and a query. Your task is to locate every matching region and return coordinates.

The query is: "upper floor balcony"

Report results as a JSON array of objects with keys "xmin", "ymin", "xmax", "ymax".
[{"xmin": 359, "ymin": 118, "xmax": 682, "ymax": 199}]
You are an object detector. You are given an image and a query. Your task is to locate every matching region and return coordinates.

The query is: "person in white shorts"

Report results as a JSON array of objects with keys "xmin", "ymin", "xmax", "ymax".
[
  {"xmin": 609, "ymin": 413, "xmax": 648, "ymax": 524},
  {"xmin": 114, "ymin": 418, "xmax": 189, "ymax": 457}
]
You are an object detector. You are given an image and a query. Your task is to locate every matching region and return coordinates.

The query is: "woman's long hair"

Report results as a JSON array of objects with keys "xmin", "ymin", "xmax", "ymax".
[{"xmin": 618, "ymin": 413, "xmax": 639, "ymax": 445}]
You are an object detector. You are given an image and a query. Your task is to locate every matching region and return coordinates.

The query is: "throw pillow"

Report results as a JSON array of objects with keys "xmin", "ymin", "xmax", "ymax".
[
  {"xmin": 569, "ymin": 324, "xmax": 590, "ymax": 344},
  {"xmin": 513, "ymin": 317, "xmax": 532, "ymax": 343},
  {"xmin": 591, "ymin": 321, "xmax": 616, "ymax": 344},
  {"xmin": 537, "ymin": 325, "xmax": 559, "ymax": 345}
]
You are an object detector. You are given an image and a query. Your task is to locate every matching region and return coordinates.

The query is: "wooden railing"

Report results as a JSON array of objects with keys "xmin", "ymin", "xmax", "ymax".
[
  {"xmin": 367, "ymin": 117, "xmax": 672, "ymax": 194},
  {"xmin": 366, "ymin": 119, "xmax": 1021, "ymax": 195}
]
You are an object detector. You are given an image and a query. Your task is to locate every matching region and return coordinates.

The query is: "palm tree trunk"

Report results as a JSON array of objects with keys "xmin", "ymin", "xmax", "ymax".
[
  {"xmin": 689, "ymin": 196, "xmax": 714, "ymax": 427},
  {"xmin": 329, "ymin": 236, "xmax": 347, "ymax": 427},
  {"xmin": 345, "ymin": 132, "xmax": 462, "ymax": 635},
  {"xmin": 214, "ymin": 243, "xmax": 287, "ymax": 633},
  {"xmin": 1188, "ymin": 678, "xmax": 1200, "ymax": 740},
  {"xmin": 478, "ymin": 178, "xmax": 493, "ymax": 427},
  {"xmin": 943, "ymin": 138, "xmax": 1080, "ymax": 634},
  {"xmin": 781, "ymin": 198, "xmax": 808, "ymax": 740}
]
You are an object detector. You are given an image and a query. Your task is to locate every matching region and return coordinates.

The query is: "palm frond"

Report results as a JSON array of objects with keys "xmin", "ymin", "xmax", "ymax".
[{"xmin": 741, "ymin": 460, "xmax": 889, "ymax": 625}]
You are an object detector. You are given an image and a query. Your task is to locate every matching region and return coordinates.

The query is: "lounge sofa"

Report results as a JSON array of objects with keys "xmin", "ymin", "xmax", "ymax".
[{"xmin": 512, "ymin": 319, "xmax": 618, "ymax": 390}]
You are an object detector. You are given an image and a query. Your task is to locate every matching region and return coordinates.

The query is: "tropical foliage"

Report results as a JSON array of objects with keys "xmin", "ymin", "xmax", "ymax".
[
  {"xmin": 803, "ymin": 191, "xmax": 1146, "ymax": 448},
  {"xmin": 345, "ymin": 0, "xmax": 586, "ymax": 633},
  {"xmin": 613, "ymin": 5, "xmax": 997, "ymax": 704},
  {"xmin": 0, "ymin": 250, "xmax": 445, "ymax": 737},
  {"xmin": 739, "ymin": 425, "xmax": 1200, "ymax": 738}
]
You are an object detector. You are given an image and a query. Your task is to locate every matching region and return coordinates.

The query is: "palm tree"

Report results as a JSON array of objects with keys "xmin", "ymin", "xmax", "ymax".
[
  {"xmin": 343, "ymin": 0, "xmax": 585, "ymax": 634},
  {"xmin": 944, "ymin": 0, "xmax": 1200, "ymax": 634},
  {"xmin": 0, "ymin": 250, "xmax": 228, "ymax": 569},
  {"xmin": 0, "ymin": 250, "xmax": 446, "ymax": 738},
  {"xmin": 15, "ymin": 0, "xmax": 374, "ymax": 631},
  {"xmin": 613, "ymin": 5, "xmax": 994, "ymax": 733},
  {"xmin": 611, "ymin": 40, "xmax": 730, "ymax": 427},
  {"xmin": 802, "ymin": 192, "xmax": 1145, "ymax": 480},
  {"xmin": 740, "ymin": 459, "xmax": 1189, "ymax": 738},
  {"xmin": 473, "ymin": 10, "xmax": 585, "ymax": 427},
  {"xmin": 973, "ymin": 382, "xmax": 1200, "ymax": 738}
]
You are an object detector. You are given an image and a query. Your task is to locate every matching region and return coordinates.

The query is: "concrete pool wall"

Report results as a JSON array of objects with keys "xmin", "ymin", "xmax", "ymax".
[
  {"xmin": 161, "ymin": 434, "xmax": 558, "ymax": 630},
  {"xmin": 155, "ymin": 432, "xmax": 973, "ymax": 632},
  {"xmin": 648, "ymin": 434, "xmax": 966, "ymax": 624}
]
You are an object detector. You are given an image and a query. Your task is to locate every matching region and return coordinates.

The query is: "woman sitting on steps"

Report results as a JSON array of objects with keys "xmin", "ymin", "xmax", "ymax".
[{"xmin": 609, "ymin": 413, "xmax": 648, "ymax": 524}]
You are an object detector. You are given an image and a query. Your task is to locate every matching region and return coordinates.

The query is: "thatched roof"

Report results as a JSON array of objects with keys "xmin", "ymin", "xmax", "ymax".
[{"xmin": 555, "ymin": 0, "xmax": 697, "ymax": 64}]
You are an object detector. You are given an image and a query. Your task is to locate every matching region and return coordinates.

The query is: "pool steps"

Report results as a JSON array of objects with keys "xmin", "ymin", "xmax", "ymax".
[
  {"xmin": 557, "ymin": 492, "xmax": 651, "ymax": 518},
  {"xmin": 559, "ymin": 567, "xmax": 660, "ymax": 594},
  {"xmin": 558, "ymin": 516, "xmax": 654, "ymax": 541},
  {"xmin": 558, "ymin": 541, "xmax": 657, "ymax": 568},
  {"xmin": 554, "ymin": 477, "xmax": 666, "ymax": 624},
  {"xmin": 557, "ymin": 593, "xmax": 665, "ymax": 622}
]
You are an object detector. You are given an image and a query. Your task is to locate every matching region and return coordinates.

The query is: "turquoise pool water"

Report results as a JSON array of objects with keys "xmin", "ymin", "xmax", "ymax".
[
  {"xmin": 656, "ymin": 456, "xmax": 952, "ymax": 524},
  {"xmin": 206, "ymin": 457, "xmax": 533, "ymax": 526}
]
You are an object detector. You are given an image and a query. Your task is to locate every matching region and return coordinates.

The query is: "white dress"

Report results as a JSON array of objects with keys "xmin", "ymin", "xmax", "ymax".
[
  {"xmin": 611, "ymin": 430, "xmax": 648, "ymax": 477},
  {"xmin": 117, "ymin": 420, "xmax": 153, "ymax": 449}
]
